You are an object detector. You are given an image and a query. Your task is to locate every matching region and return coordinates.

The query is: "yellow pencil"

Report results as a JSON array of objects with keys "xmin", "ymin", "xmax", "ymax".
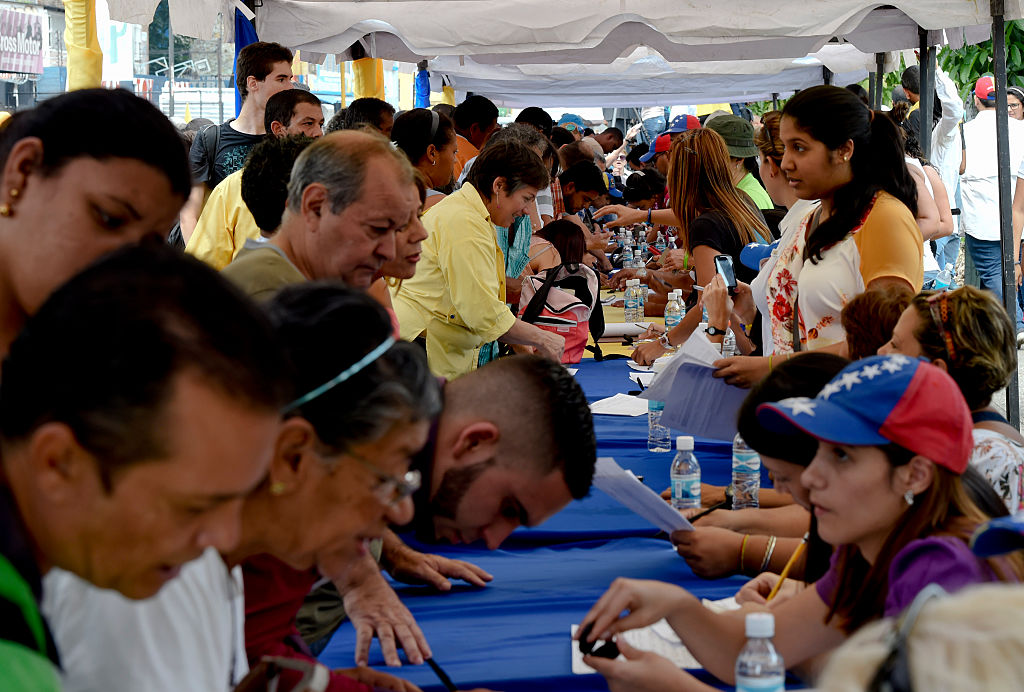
[{"xmin": 766, "ymin": 533, "xmax": 809, "ymax": 602}]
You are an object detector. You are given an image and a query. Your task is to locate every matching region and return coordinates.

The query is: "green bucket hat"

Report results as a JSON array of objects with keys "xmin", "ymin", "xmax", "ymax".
[{"xmin": 706, "ymin": 115, "xmax": 759, "ymax": 159}]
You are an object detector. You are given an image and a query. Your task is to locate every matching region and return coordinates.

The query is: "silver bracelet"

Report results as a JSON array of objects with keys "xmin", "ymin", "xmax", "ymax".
[{"xmin": 760, "ymin": 535, "xmax": 777, "ymax": 572}]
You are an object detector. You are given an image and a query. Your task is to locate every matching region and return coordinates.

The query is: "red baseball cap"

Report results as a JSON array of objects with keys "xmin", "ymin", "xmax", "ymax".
[
  {"xmin": 639, "ymin": 134, "xmax": 672, "ymax": 162},
  {"xmin": 975, "ymin": 75, "xmax": 996, "ymax": 102}
]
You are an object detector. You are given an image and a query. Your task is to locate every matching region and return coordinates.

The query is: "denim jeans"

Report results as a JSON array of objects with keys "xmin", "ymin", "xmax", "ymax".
[
  {"xmin": 642, "ymin": 115, "xmax": 666, "ymax": 144},
  {"xmin": 965, "ymin": 234, "xmax": 1024, "ymax": 330},
  {"xmin": 932, "ymin": 235, "xmax": 961, "ymax": 278}
]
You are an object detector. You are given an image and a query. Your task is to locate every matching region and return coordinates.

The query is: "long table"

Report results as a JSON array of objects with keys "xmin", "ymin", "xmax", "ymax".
[{"xmin": 318, "ymin": 357, "xmax": 755, "ymax": 691}]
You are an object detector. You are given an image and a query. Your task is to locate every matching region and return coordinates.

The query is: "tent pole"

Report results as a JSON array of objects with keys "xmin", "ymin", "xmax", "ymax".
[
  {"xmin": 868, "ymin": 71, "xmax": 876, "ymax": 108},
  {"xmin": 822, "ymin": 67, "xmax": 833, "ymax": 85},
  {"xmin": 772, "ymin": 92, "xmax": 779, "ymax": 110},
  {"xmin": 874, "ymin": 53, "xmax": 885, "ymax": 109},
  {"xmin": 991, "ymin": 0, "xmax": 1020, "ymax": 428},
  {"xmin": 918, "ymin": 28, "xmax": 935, "ymax": 160}
]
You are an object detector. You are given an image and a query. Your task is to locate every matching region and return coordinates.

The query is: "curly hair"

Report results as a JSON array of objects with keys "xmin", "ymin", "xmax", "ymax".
[{"xmin": 910, "ymin": 286, "xmax": 1017, "ymax": 410}]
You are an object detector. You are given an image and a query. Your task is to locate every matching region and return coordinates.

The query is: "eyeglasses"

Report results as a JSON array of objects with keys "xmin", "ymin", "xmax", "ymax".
[
  {"xmin": 926, "ymin": 290, "xmax": 956, "ymax": 362},
  {"xmin": 866, "ymin": 584, "xmax": 947, "ymax": 692},
  {"xmin": 349, "ymin": 451, "xmax": 421, "ymax": 507},
  {"xmin": 1009, "ymin": 102, "xmax": 1022, "ymax": 111}
]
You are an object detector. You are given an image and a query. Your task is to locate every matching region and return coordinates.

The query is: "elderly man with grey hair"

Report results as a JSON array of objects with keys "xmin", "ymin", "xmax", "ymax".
[{"xmin": 222, "ymin": 129, "xmax": 421, "ymax": 296}]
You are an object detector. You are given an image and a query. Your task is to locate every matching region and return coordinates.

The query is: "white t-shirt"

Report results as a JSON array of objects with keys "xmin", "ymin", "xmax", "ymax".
[
  {"xmin": 906, "ymin": 157, "xmax": 940, "ymax": 273},
  {"xmin": 751, "ymin": 198, "xmax": 819, "ymax": 354},
  {"xmin": 42, "ymin": 548, "xmax": 248, "ymax": 692},
  {"xmin": 960, "ymin": 110, "xmax": 1024, "ymax": 241}
]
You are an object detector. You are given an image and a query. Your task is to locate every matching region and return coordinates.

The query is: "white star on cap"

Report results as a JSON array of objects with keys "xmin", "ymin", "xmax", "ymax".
[
  {"xmin": 881, "ymin": 358, "xmax": 906, "ymax": 374},
  {"xmin": 837, "ymin": 371, "xmax": 862, "ymax": 391},
  {"xmin": 819, "ymin": 381, "xmax": 843, "ymax": 400},
  {"xmin": 858, "ymin": 364, "xmax": 882, "ymax": 380},
  {"xmin": 785, "ymin": 398, "xmax": 817, "ymax": 416}
]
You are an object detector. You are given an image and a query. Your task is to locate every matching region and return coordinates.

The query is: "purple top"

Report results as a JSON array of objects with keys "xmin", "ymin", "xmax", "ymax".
[{"xmin": 815, "ymin": 535, "xmax": 994, "ymax": 617}]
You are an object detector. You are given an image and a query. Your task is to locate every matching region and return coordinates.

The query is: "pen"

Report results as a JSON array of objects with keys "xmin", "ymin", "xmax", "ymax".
[
  {"xmin": 766, "ymin": 533, "xmax": 809, "ymax": 602},
  {"xmin": 426, "ymin": 658, "xmax": 458, "ymax": 692},
  {"xmin": 687, "ymin": 498, "xmax": 729, "ymax": 523}
]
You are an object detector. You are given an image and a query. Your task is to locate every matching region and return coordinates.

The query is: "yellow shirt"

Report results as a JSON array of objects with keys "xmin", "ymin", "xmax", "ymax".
[
  {"xmin": 392, "ymin": 183, "xmax": 516, "ymax": 378},
  {"xmin": 185, "ymin": 169, "xmax": 262, "ymax": 270}
]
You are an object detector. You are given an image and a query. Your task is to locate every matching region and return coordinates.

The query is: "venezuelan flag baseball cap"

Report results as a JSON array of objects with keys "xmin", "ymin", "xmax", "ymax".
[
  {"xmin": 971, "ymin": 515, "xmax": 1024, "ymax": 557},
  {"xmin": 756, "ymin": 355, "xmax": 972, "ymax": 474},
  {"xmin": 975, "ymin": 75, "xmax": 996, "ymax": 102},
  {"xmin": 665, "ymin": 114, "xmax": 701, "ymax": 134},
  {"xmin": 639, "ymin": 133, "xmax": 672, "ymax": 163}
]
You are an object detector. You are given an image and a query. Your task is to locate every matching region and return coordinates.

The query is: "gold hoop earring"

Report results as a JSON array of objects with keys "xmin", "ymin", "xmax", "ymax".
[{"xmin": 0, "ymin": 204, "xmax": 12, "ymax": 217}]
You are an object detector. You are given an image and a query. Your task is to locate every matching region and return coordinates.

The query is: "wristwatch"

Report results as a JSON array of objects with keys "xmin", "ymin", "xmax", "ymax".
[
  {"xmin": 658, "ymin": 333, "xmax": 672, "ymax": 348},
  {"xmin": 705, "ymin": 325, "xmax": 727, "ymax": 336}
]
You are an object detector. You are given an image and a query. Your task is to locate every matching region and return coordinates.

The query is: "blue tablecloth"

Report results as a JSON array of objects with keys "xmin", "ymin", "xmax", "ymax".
[{"xmin": 318, "ymin": 358, "xmax": 763, "ymax": 691}]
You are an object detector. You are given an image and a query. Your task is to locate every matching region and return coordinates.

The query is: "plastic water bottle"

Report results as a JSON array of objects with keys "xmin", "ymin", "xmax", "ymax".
[
  {"xmin": 735, "ymin": 613, "xmax": 785, "ymax": 692},
  {"xmin": 671, "ymin": 436, "xmax": 701, "ymax": 509},
  {"xmin": 624, "ymin": 279, "xmax": 642, "ymax": 322},
  {"xmin": 654, "ymin": 231, "xmax": 667, "ymax": 252},
  {"xmin": 633, "ymin": 249, "xmax": 643, "ymax": 269},
  {"xmin": 664, "ymin": 291, "xmax": 683, "ymax": 331},
  {"xmin": 732, "ymin": 434, "xmax": 761, "ymax": 510},
  {"xmin": 934, "ymin": 263, "xmax": 953, "ymax": 290},
  {"xmin": 639, "ymin": 283, "xmax": 648, "ymax": 313},
  {"xmin": 722, "ymin": 330, "xmax": 737, "ymax": 358},
  {"xmin": 647, "ymin": 401, "xmax": 671, "ymax": 452}
]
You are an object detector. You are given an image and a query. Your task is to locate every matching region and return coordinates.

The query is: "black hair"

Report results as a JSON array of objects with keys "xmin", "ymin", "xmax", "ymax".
[
  {"xmin": 901, "ymin": 65, "xmax": 920, "ymax": 95},
  {"xmin": 602, "ymin": 127, "xmax": 624, "ymax": 146},
  {"xmin": 241, "ymin": 135, "xmax": 315, "ymax": 233},
  {"xmin": 782, "ymin": 85, "xmax": 918, "ymax": 264},
  {"xmin": 453, "ymin": 95, "xmax": 499, "ymax": 132},
  {"xmin": 263, "ymin": 89, "xmax": 322, "ymax": 134},
  {"xmin": 344, "ymin": 98, "xmax": 395, "ymax": 132},
  {"xmin": 465, "ymin": 139, "xmax": 549, "ymax": 200},
  {"xmin": 550, "ymin": 126, "xmax": 575, "ymax": 147},
  {"xmin": 484, "ymin": 123, "xmax": 559, "ymax": 178},
  {"xmin": 266, "ymin": 283, "xmax": 440, "ymax": 454},
  {"xmin": 0, "ymin": 88, "xmax": 190, "ymax": 199},
  {"xmin": 962, "ymin": 465, "xmax": 1012, "ymax": 520},
  {"xmin": 236, "ymin": 42, "xmax": 293, "ymax": 101},
  {"xmin": 391, "ymin": 108, "xmax": 456, "ymax": 165},
  {"xmin": 0, "ymin": 241, "xmax": 290, "ymax": 487},
  {"xmin": 432, "ymin": 103, "xmax": 455, "ymax": 120},
  {"xmin": 582, "ymin": 127, "xmax": 596, "ymax": 137},
  {"xmin": 625, "ymin": 143, "xmax": 649, "ymax": 168},
  {"xmin": 844, "ymin": 84, "xmax": 870, "ymax": 106},
  {"xmin": 536, "ymin": 218, "xmax": 586, "ymax": 264},
  {"xmin": 515, "ymin": 107, "xmax": 554, "ymax": 138},
  {"xmin": 623, "ymin": 169, "xmax": 665, "ymax": 204},
  {"xmin": 558, "ymin": 161, "xmax": 606, "ymax": 195},
  {"xmin": 325, "ymin": 109, "xmax": 345, "ymax": 134}
]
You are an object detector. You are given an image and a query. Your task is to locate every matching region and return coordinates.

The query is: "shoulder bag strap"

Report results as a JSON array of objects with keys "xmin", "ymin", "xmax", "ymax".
[{"xmin": 521, "ymin": 263, "xmax": 565, "ymax": 324}]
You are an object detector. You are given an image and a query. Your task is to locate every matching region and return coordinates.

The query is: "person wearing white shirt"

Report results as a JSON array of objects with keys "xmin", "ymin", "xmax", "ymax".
[{"xmin": 960, "ymin": 75, "xmax": 1024, "ymax": 337}]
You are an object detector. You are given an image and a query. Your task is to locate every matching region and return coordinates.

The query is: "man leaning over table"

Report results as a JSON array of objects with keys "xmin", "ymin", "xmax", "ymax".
[{"xmin": 296, "ymin": 355, "xmax": 598, "ymax": 665}]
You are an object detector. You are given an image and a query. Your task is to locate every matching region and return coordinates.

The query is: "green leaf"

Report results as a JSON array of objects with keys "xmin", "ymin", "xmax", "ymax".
[{"xmin": 1013, "ymin": 45, "xmax": 1022, "ymax": 67}]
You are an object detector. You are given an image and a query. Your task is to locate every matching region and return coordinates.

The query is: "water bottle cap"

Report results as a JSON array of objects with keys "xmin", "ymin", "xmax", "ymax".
[
  {"xmin": 676, "ymin": 435, "xmax": 694, "ymax": 451},
  {"xmin": 745, "ymin": 612, "xmax": 774, "ymax": 638}
]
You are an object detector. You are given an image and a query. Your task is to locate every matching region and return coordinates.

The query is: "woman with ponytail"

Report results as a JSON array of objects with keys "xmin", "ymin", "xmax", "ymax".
[{"xmin": 714, "ymin": 86, "xmax": 924, "ymax": 386}]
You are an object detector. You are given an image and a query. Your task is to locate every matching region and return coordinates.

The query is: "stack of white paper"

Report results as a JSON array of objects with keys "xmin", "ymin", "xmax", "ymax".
[
  {"xmin": 570, "ymin": 621, "xmax": 702, "ymax": 673},
  {"xmin": 589, "ymin": 394, "xmax": 649, "ymax": 417},
  {"xmin": 592, "ymin": 458, "xmax": 693, "ymax": 533}
]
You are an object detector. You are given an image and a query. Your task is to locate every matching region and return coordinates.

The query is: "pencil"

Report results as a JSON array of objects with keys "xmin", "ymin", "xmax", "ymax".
[{"xmin": 765, "ymin": 533, "xmax": 808, "ymax": 602}]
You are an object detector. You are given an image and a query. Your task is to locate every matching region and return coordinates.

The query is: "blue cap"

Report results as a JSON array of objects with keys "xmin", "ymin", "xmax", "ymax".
[
  {"xmin": 558, "ymin": 113, "xmax": 587, "ymax": 131},
  {"xmin": 604, "ymin": 171, "xmax": 622, "ymax": 198},
  {"xmin": 971, "ymin": 515, "xmax": 1024, "ymax": 557},
  {"xmin": 740, "ymin": 241, "xmax": 779, "ymax": 271},
  {"xmin": 665, "ymin": 114, "xmax": 701, "ymax": 134}
]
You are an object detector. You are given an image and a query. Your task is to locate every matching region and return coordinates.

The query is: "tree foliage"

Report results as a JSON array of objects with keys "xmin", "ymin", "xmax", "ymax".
[{"xmin": 939, "ymin": 20, "xmax": 1024, "ymax": 102}]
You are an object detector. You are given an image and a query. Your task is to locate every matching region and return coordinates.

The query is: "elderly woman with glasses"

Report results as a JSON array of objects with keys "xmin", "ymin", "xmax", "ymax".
[
  {"xmin": 44, "ymin": 284, "xmax": 440, "ymax": 692},
  {"xmin": 879, "ymin": 285, "xmax": 1024, "ymax": 513}
]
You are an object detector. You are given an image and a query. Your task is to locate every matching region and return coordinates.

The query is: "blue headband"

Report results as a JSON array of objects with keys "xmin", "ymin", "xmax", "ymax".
[{"xmin": 284, "ymin": 335, "xmax": 397, "ymax": 412}]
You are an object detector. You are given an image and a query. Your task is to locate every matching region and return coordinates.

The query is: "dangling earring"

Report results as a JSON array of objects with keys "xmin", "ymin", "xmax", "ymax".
[
  {"xmin": 431, "ymin": 159, "xmax": 437, "ymax": 166},
  {"xmin": 904, "ymin": 489, "xmax": 915, "ymax": 506}
]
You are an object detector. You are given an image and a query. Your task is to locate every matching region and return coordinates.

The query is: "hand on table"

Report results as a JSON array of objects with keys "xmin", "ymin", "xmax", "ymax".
[
  {"xmin": 337, "ymin": 666, "xmax": 423, "ymax": 692},
  {"xmin": 638, "ymin": 323, "xmax": 665, "ymax": 339},
  {"xmin": 386, "ymin": 545, "xmax": 494, "ymax": 591},
  {"xmin": 576, "ymin": 578, "xmax": 689, "ymax": 643},
  {"xmin": 607, "ymin": 268, "xmax": 637, "ymax": 290},
  {"xmin": 671, "ymin": 527, "xmax": 744, "ymax": 579},
  {"xmin": 585, "ymin": 640, "xmax": 699, "ymax": 692},
  {"xmin": 735, "ymin": 573, "xmax": 803, "ymax": 608},
  {"xmin": 712, "ymin": 355, "xmax": 771, "ymax": 389},
  {"xmin": 659, "ymin": 249, "xmax": 690, "ymax": 273},
  {"xmin": 342, "ymin": 569, "xmax": 431, "ymax": 666},
  {"xmin": 630, "ymin": 339, "xmax": 667, "ymax": 366},
  {"xmin": 592, "ymin": 204, "xmax": 643, "ymax": 228},
  {"xmin": 587, "ymin": 228, "xmax": 614, "ymax": 252}
]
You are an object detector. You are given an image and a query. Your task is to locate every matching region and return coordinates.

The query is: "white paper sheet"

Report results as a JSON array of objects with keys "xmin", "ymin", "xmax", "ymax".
[
  {"xmin": 571, "ymin": 621, "xmax": 701, "ymax": 673},
  {"xmin": 592, "ymin": 458, "xmax": 693, "ymax": 532},
  {"xmin": 566, "ymin": 368, "xmax": 579, "ymax": 375},
  {"xmin": 589, "ymin": 393, "xmax": 649, "ymax": 416},
  {"xmin": 628, "ymin": 371, "xmax": 655, "ymax": 388},
  {"xmin": 626, "ymin": 359, "xmax": 654, "ymax": 372},
  {"xmin": 602, "ymin": 322, "xmax": 654, "ymax": 337}
]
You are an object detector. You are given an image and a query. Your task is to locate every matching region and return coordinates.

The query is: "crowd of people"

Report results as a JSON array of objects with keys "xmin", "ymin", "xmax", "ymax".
[{"xmin": 2, "ymin": 37, "xmax": 1024, "ymax": 692}]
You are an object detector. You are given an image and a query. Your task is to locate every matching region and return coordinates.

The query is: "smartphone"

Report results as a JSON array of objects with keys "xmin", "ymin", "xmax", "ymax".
[{"xmin": 714, "ymin": 254, "xmax": 738, "ymax": 296}]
